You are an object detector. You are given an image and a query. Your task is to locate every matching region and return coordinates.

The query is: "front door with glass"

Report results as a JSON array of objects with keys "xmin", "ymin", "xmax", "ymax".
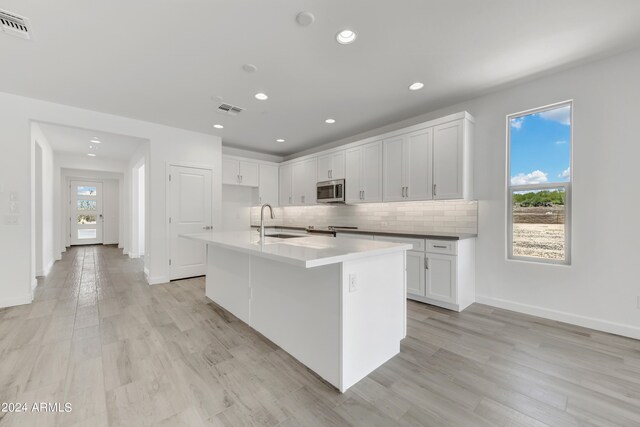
[{"xmin": 70, "ymin": 181, "xmax": 104, "ymax": 245}]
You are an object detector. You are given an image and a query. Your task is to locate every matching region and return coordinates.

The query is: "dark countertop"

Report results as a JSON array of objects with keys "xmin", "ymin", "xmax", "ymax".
[{"xmin": 250, "ymin": 225, "xmax": 477, "ymax": 240}]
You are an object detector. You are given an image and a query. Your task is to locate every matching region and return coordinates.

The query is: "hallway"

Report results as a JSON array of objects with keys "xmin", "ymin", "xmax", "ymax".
[{"xmin": 1, "ymin": 246, "xmax": 640, "ymax": 426}]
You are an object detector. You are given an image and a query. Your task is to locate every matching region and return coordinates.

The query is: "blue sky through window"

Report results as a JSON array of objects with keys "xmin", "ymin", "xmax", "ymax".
[{"xmin": 510, "ymin": 105, "xmax": 571, "ymax": 185}]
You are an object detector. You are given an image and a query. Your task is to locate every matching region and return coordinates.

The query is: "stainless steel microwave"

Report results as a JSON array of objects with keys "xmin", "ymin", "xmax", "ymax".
[{"xmin": 317, "ymin": 179, "xmax": 345, "ymax": 203}]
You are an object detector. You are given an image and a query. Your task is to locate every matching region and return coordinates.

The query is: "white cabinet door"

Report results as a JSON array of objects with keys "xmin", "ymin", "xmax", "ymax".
[
  {"xmin": 317, "ymin": 154, "xmax": 333, "ymax": 182},
  {"xmin": 433, "ymin": 120, "xmax": 464, "ymax": 199},
  {"xmin": 405, "ymin": 129, "xmax": 433, "ymax": 201},
  {"xmin": 345, "ymin": 147, "xmax": 362, "ymax": 204},
  {"xmin": 304, "ymin": 158, "xmax": 318, "ymax": 204},
  {"xmin": 279, "ymin": 164, "xmax": 293, "ymax": 206},
  {"xmin": 425, "ymin": 253, "xmax": 457, "ymax": 304},
  {"xmin": 362, "ymin": 141, "xmax": 382, "ymax": 202},
  {"xmin": 406, "ymin": 251, "xmax": 426, "ymax": 297},
  {"xmin": 239, "ymin": 161, "xmax": 259, "ymax": 187},
  {"xmin": 222, "ymin": 157, "xmax": 239, "ymax": 185},
  {"xmin": 292, "ymin": 159, "xmax": 316, "ymax": 205},
  {"xmin": 383, "ymin": 136, "xmax": 405, "ymax": 202},
  {"xmin": 331, "ymin": 151, "xmax": 346, "ymax": 180},
  {"xmin": 259, "ymin": 164, "xmax": 279, "ymax": 205}
]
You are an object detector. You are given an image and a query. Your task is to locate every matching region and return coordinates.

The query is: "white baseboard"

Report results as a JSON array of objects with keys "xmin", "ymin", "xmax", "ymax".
[
  {"xmin": 147, "ymin": 275, "xmax": 169, "ymax": 285},
  {"xmin": 476, "ymin": 295, "xmax": 640, "ymax": 340},
  {"xmin": 0, "ymin": 293, "xmax": 32, "ymax": 309},
  {"xmin": 31, "ymin": 278, "xmax": 38, "ymax": 292},
  {"xmin": 36, "ymin": 259, "xmax": 55, "ymax": 277}
]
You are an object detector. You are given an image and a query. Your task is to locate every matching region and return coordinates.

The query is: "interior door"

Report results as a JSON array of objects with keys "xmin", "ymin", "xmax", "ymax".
[
  {"xmin": 70, "ymin": 181, "xmax": 103, "ymax": 245},
  {"xmin": 169, "ymin": 165, "xmax": 213, "ymax": 280}
]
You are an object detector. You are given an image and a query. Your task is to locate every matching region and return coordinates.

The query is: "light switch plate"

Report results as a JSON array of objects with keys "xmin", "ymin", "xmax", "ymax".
[
  {"xmin": 348, "ymin": 273, "xmax": 357, "ymax": 292},
  {"xmin": 9, "ymin": 202, "xmax": 19, "ymax": 213},
  {"xmin": 9, "ymin": 191, "xmax": 19, "ymax": 202}
]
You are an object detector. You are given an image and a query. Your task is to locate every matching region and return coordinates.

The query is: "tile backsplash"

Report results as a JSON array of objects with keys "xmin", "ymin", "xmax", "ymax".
[{"xmin": 250, "ymin": 200, "xmax": 477, "ymax": 234}]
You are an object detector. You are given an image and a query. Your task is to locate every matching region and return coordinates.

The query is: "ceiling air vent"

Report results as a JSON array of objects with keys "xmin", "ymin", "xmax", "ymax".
[
  {"xmin": 0, "ymin": 10, "xmax": 30, "ymax": 40},
  {"xmin": 217, "ymin": 103, "xmax": 244, "ymax": 116}
]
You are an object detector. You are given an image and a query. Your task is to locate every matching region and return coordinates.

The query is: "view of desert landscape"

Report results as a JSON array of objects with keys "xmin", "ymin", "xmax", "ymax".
[{"xmin": 512, "ymin": 205, "xmax": 565, "ymax": 260}]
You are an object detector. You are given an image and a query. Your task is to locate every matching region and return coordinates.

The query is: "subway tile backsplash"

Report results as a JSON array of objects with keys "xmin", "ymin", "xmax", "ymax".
[{"xmin": 250, "ymin": 200, "xmax": 477, "ymax": 234}]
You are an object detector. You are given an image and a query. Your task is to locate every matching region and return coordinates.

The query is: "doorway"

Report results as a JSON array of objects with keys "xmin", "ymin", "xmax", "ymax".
[
  {"xmin": 168, "ymin": 164, "xmax": 213, "ymax": 280},
  {"xmin": 70, "ymin": 181, "xmax": 104, "ymax": 245}
]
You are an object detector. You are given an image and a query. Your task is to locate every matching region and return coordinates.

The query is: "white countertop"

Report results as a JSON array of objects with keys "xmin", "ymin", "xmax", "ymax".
[{"xmin": 180, "ymin": 230, "xmax": 412, "ymax": 268}]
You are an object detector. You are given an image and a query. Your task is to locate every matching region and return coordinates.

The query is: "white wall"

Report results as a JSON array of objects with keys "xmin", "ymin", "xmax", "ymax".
[
  {"xmin": 128, "ymin": 143, "xmax": 149, "ymax": 261},
  {"xmin": 290, "ymin": 47, "xmax": 640, "ymax": 339},
  {"xmin": 30, "ymin": 123, "xmax": 55, "ymax": 280},
  {"xmin": 0, "ymin": 91, "xmax": 222, "ymax": 308}
]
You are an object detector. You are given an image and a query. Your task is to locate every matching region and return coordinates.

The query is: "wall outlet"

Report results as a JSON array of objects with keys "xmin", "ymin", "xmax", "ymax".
[
  {"xmin": 4, "ymin": 214, "xmax": 19, "ymax": 226},
  {"xmin": 349, "ymin": 273, "xmax": 357, "ymax": 293}
]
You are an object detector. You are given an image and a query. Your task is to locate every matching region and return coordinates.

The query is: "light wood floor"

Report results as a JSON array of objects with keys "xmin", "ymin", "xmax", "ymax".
[{"xmin": 1, "ymin": 245, "xmax": 639, "ymax": 426}]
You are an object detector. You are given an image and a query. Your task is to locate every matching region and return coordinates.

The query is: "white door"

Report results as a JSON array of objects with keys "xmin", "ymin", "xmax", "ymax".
[
  {"xmin": 222, "ymin": 157, "xmax": 240, "ymax": 185},
  {"xmin": 433, "ymin": 120, "xmax": 464, "ymax": 199},
  {"xmin": 169, "ymin": 165, "xmax": 213, "ymax": 280},
  {"xmin": 239, "ymin": 161, "xmax": 259, "ymax": 187},
  {"xmin": 362, "ymin": 141, "xmax": 383, "ymax": 202},
  {"xmin": 405, "ymin": 129, "xmax": 433, "ymax": 201},
  {"xmin": 383, "ymin": 136, "xmax": 405, "ymax": 202},
  {"xmin": 279, "ymin": 164, "xmax": 293, "ymax": 206},
  {"xmin": 425, "ymin": 253, "xmax": 457, "ymax": 304},
  {"xmin": 331, "ymin": 151, "xmax": 346, "ymax": 180},
  {"xmin": 406, "ymin": 251, "xmax": 426, "ymax": 296},
  {"xmin": 258, "ymin": 164, "xmax": 279, "ymax": 205},
  {"xmin": 317, "ymin": 154, "xmax": 333, "ymax": 181},
  {"xmin": 70, "ymin": 181, "xmax": 103, "ymax": 245},
  {"xmin": 345, "ymin": 147, "xmax": 362, "ymax": 204}
]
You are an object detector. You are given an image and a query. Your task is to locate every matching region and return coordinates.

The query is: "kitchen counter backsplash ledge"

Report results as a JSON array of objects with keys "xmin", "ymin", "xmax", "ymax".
[{"xmin": 250, "ymin": 200, "xmax": 478, "ymax": 234}]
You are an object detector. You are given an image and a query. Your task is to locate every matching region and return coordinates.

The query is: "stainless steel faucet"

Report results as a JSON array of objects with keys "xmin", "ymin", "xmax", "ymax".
[{"xmin": 259, "ymin": 204, "xmax": 274, "ymax": 241}]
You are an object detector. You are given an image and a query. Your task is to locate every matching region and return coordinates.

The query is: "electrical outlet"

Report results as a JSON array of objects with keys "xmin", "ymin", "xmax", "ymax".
[
  {"xmin": 4, "ymin": 214, "xmax": 19, "ymax": 226},
  {"xmin": 349, "ymin": 273, "xmax": 357, "ymax": 292}
]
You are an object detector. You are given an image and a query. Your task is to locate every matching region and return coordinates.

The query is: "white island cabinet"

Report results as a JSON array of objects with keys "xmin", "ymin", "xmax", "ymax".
[{"xmin": 180, "ymin": 231, "xmax": 411, "ymax": 392}]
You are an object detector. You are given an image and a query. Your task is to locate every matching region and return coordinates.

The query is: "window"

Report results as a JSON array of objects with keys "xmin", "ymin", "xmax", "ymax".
[
  {"xmin": 507, "ymin": 101, "xmax": 572, "ymax": 264},
  {"xmin": 77, "ymin": 186, "xmax": 97, "ymax": 196}
]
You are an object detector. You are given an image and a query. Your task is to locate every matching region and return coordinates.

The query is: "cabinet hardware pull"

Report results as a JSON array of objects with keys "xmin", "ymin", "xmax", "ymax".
[
  {"xmin": 425, "ymin": 257, "xmax": 429, "ymax": 269},
  {"xmin": 433, "ymin": 245, "xmax": 447, "ymax": 249},
  {"xmin": 433, "ymin": 183, "xmax": 437, "ymax": 196},
  {"xmin": 406, "ymin": 187, "xmax": 409, "ymax": 198},
  {"xmin": 362, "ymin": 190, "xmax": 365, "ymax": 199}
]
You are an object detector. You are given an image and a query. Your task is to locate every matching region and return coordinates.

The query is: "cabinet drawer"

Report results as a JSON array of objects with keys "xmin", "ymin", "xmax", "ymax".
[
  {"xmin": 374, "ymin": 235, "xmax": 425, "ymax": 251},
  {"xmin": 426, "ymin": 239, "xmax": 457, "ymax": 255}
]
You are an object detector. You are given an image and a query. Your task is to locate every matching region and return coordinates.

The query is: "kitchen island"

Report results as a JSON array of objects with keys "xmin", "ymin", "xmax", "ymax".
[{"xmin": 180, "ymin": 230, "xmax": 412, "ymax": 392}]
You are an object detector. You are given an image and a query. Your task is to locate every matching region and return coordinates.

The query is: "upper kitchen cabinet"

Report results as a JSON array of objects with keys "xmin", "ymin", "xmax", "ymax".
[
  {"xmin": 433, "ymin": 119, "xmax": 472, "ymax": 200},
  {"xmin": 345, "ymin": 141, "xmax": 383, "ymax": 203},
  {"xmin": 317, "ymin": 151, "xmax": 346, "ymax": 181},
  {"xmin": 258, "ymin": 164, "xmax": 279, "ymax": 206},
  {"xmin": 222, "ymin": 156, "xmax": 259, "ymax": 187},
  {"xmin": 383, "ymin": 128, "xmax": 433, "ymax": 202},
  {"xmin": 279, "ymin": 164, "xmax": 293, "ymax": 206},
  {"xmin": 292, "ymin": 158, "xmax": 318, "ymax": 205}
]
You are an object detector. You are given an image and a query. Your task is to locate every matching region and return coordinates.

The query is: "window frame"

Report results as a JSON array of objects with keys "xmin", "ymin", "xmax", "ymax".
[{"xmin": 506, "ymin": 100, "xmax": 573, "ymax": 265}]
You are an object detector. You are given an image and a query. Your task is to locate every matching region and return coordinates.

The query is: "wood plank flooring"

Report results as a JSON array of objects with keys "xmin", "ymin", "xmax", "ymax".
[{"xmin": 1, "ymin": 245, "xmax": 639, "ymax": 426}]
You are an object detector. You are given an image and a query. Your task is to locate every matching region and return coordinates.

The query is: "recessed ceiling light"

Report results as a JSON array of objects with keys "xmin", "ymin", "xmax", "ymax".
[
  {"xmin": 409, "ymin": 82, "xmax": 424, "ymax": 91},
  {"xmin": 89, "ymin": 145, "xmax": 93, "ymax": 149},
  {"xmin": 87, "ymin": 153, "xmax": 96, "ymax": 157},
  {"xmin": 336, "ymin": 29, "xmax": 357, "ymax": 45},
  {"xmin": 325, "ymin": 118, "xmax": 336, "ymax": 124},
  {"xmin": 276, "ymin": 139, "xmax": 285, "ymax": 143},
  {"xmin": 90, "ymin": 138, "xmax": 101, "ymax": 144},
  {"xmin": 213, "ymin": 124, "xmax": 224, "ymax": 129},
  {"xmin": 254, "ymin": 93, "xmax": 268, "ymax": 101}
]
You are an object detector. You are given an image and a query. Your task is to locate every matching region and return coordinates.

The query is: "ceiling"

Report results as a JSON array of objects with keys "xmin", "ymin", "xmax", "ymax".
[
  {"xmin": 3, "ymin": 1, "xmax": 640, "ymax": 156},
  {"xmin": 36, "ymin": 122, "xmax": 146, "ymax": 161}
]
